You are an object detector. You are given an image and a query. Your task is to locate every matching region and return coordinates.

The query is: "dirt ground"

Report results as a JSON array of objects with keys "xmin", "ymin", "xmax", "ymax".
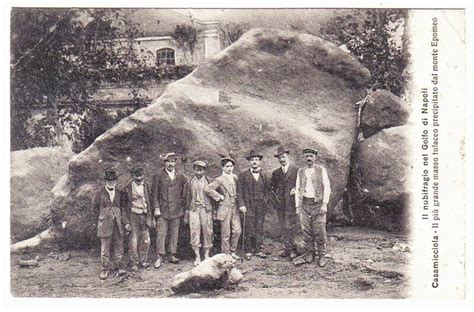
[{"xmin": 10, "ymin": 227, "xmax": 410, "ymax": 298}]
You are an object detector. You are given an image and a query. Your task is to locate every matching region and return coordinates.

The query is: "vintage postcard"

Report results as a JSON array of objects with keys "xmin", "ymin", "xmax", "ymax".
[{"xmin": 3, "ymin": 2, "xmax": 471, "ymax": 306}]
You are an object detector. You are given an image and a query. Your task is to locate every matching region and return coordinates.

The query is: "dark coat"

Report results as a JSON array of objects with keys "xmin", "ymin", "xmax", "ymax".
[
  {"xmin": 92, "ymin": 187, "xmax": 128, "ymax": 238},
  {"xmin": 236, "ymin": 169, "xmax": 271, "ymax": 217},
  {"xmin": 151, "ymin": 169, "xmax": 187, "ymax": 219},
  {"xmin": 121, "ymin": 179, "xmax": 154, "ymax": 228},
  {"xmin": 271, "ymin": 164, "xmax": 298, "ymax": 215}
]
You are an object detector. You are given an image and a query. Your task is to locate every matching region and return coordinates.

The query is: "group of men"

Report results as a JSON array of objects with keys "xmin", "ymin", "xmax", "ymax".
[{"xmin": 93, "ymin": 146, "xmax": 331, "ymax": 280}]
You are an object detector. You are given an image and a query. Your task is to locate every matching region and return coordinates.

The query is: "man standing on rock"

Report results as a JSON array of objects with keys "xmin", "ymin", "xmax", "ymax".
[
  {"xmin": 122, "ymin": 165, "xmax": 154, "ymax": 272},
  {"xmin": 152, "ymin": 152, "xmax": 187, "ymax": 269},
  {"xmin": 237, "ymin": 149, "xmax": 271, "ymax": 260},
  {"xmin": 295, "ymin": 148, "xmax": 331, "ymax": 267},
  {"xmin": 93, "ymin": 169, "xmax": 130, "ymax": 279},
  {"xmin": 184, "ymin": 160, "xmax": 215, "ymax": 266},
  {"xmin": 271, "ymin": 146, "xmax": 299, "ymax": 260}
]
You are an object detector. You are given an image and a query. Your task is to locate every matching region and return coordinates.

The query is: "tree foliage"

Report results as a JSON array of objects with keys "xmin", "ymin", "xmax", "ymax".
[
  {"xmin": 171, "ymin": 24, "xmax": 199, "ymax": 63},
  {"xmin": 224, "ymin": 22, "xmax": 250, "ymax": 44},
  {"xmin": 10, "ymin": 8, "xmax": 148, "ymax": 151},
  {"xmin": 320, "ymin": 9, "xmax": 408, "ymax": 96}
]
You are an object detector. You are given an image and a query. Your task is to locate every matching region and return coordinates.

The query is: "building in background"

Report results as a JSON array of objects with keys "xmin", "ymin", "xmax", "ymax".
[{"xmin": 125, "ymin": 9, "xmax": 229, "ymax": 66}]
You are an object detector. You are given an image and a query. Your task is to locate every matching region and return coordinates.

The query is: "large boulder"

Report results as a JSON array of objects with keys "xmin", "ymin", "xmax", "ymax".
[
  {"xmin": 351, "ymin": 125, "xmax": 412, "ymax": 230},
  {"xmin": 171, "ymin": 254, "xmax": 242, "ymax": 294},
  {"xmin": 360, "ymin": 90, "xmax": 410, "ymax": 138},
  {"xmin": 10, "ymin": 146, "xmax": 74, "ymax": 242},
  {"xmin": 50, "ymin": 28, "xmax": 370, "ymax": 248}
]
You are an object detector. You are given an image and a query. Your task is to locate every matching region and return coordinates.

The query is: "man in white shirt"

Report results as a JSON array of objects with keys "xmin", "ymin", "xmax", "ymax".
[{"xmin": 295, "ymin": 148, "xmax": 331, "ymax": 267}]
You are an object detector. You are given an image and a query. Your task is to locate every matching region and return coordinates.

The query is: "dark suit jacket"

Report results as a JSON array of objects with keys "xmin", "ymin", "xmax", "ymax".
[
  {"xmin": 236, "ymin": 169, "xmax": 271, "ymax": 217},
  {"xmin": 271, "ymin": 164, "xmax": 298, "ymax": 215},
  {"xmin": 92, "ymin": 186, "xmax": 128, "ymax": 238},
  {"xmin": 121, "ymin": 180, "xmax": 154, "ymax": 228},
  {"xmin": 151, "ymin": 169, "xmax": 187, "ymax": 219}
]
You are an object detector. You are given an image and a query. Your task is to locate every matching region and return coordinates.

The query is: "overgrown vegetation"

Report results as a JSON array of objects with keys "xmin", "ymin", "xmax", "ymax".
[
  {"xmin": 171, "ymin": 24, "xmax": 198, "ymax": 63},
  {"xmin": 11, "ymin": 9, "xmax": 194, "ymax": 152},
  {"xmin": 320, "ymin": 9, "xmax": 408, "ymax": 96}
]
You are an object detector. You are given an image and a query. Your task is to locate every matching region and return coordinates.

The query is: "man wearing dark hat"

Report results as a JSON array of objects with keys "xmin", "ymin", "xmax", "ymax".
[
  {"xmin": 92, "ymin": 169, "xmax": 130, "ymax": 279},
  {"xmin": 184, "ymin": 160, "xmax": 215, "ymax": 266},
  {"xmin": 295, "ymin": 148, "xmax": 331, "ymax": 267},
  {"xmin": 237, "ymin": 149, "xmax": 271, "ymax": 259},
  {"xmin": 151, "ymin": 152, "xmax": 187, "ymax": 268},
  {"xmin": 271, "ymin": 146, "xmax": 299, "ymax": 260},
  {"xmin": 122, "ymin": 165, "xmax": 154, "ymax": 272}
]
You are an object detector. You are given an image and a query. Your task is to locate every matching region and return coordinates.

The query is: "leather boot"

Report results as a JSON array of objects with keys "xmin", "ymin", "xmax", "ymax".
[{"xmin": 317, "ymin": 243, "xmax": 327, "ymax": 267}]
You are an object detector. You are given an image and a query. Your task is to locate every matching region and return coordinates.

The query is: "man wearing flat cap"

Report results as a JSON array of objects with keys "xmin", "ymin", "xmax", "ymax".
[
  {"xmin": 295, "ymin": 148, "xmax": 331, "ymax": 267},
  {"xmin": 122, "ymin": 165, "xmax": 154, "ymax": 272},
  {"xmin": 237, "ymin": 149, "xmax": 271, "ymax": 260},
  {"xmin": 184, "ymin": 160, "xmax": 215, "ymax": 266},
  {"xmin": 151, "ymin": 152, "xmax": 187, "ymax": 268},
  {"xmin": 270, "ymin": 146, "xmax": 299, "ymax": 260},
  {"xmin": 92, "ymin": 169, "xmax": 130, "ymax": 279}
]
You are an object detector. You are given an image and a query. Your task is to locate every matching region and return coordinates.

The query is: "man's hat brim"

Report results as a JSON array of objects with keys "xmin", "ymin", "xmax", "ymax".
[
  {"xmin": 274, "ymin": 149, "xmax": 290, "ymax": 157},
  {"xmin": 246, "ymin": 154, "xmax": 264, "ymax": 161}
]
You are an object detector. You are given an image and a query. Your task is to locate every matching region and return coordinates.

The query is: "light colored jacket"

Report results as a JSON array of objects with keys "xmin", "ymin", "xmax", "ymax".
[{"xmin": 205, "ymin": 173, "xmax": 239, "ymax": 221}]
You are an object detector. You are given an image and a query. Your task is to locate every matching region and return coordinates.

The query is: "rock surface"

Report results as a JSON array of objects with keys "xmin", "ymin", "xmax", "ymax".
[
  {"xmin": 171, "ymin": 254, "xmax": 242, "ymax": 294},
  {"xmin": 360, "ymin": 90, "xmax": 410, "ymax": 138},
  {"xmin": 50, "ymin": 28, "xmax": 370, "ymax": 248},
  {"xmin": 351, "ymin": 126, "xmax": 412, "ymax": 230},
  {"xmin": 10, "ymin": 147, "xmax": 74, "ymax": 242}
]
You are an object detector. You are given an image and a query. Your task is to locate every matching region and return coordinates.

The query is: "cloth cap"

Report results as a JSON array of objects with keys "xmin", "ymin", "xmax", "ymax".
[
  {"xmin": 302, "ymin": 148, "xmax": 318, "ymax": 155},
  {"xmin": 193, "ymin": 160, "xmax": 207, "ymax": 169}
]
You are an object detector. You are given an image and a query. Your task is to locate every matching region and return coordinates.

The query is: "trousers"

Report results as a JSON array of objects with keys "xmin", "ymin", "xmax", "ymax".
[
  {"xmin": 100, "ymin": 222, "xmax": 124, "ymax": 269},
  {"xmin": 129, "ymin": 213, "xmax": 150, "ymax": 265},
  {"xmin": 156, "ymin": 217, "xmax": 180, "ymax": 255},
  {"xmin": 189, "ymin": 205, "xmax": 214, "ymax": 249},
  {"xmin": 220, "ymin": 206, "xmax": 241, "ymax": 254},
  {"xmin": 276, "ymin": 210, "xmax": 299, "ymax": 251},
  {"xmin": 300, "ymin": 198, "xmax": 327, "ymax": 254}
]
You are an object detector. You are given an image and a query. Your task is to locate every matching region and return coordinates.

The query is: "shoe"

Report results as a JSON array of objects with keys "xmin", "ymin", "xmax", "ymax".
[
  {"xmin": 154, "ymin": 257, "xmax": 163, "ymax": 269},
  {"xmin": 99, "ymin": 269, "xmax": 109, "ymax": 280},
  {"xmin": 231, "ymin": 252, "xmax": 241, "ymax": 260},
  {"xmin": 318, "ymin": 256, "xmax": 327, "ymax": 267},
  {"xmin": 244, "ymin": 253, "xmax": 252, "ymax": 260},
  {"xmin": 193, "ymin": 257, "xmax": 201, "ymax": 266},
  {"xmin": 279, "ymin": 249, "xmax": 290, "ymax": 258},
  {"xmin": 255, "ymin": 251, "xmax": 267, "ymax": 258},
  {"xmin": 130, "ymin": 264, "xmax": 139, "ymax": 272},
  {"xmin": 289, "ymin": 250, "xmax": 297, "ymax": 260},
  {"xmin": 305, "ymin": 252, "xmax": 316, "ymax": 264},
  {"xmin": 141, "ymin": 262, "xmax": 150, "ymax": 269},
  {"xmin": 169, "ymin": 255, "xmax": 180, "ymax": 264},
  {"xmin": 117, "ymin": 269, "xmax": 127, "ymax": 276}
]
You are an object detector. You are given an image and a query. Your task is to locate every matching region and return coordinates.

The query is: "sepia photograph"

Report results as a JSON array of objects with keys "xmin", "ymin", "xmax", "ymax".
[{"xmin": 5, "ymin": 3, "xmax": 469, "ymax": 302}]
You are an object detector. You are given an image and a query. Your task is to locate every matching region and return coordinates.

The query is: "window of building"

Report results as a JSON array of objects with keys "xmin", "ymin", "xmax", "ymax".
[{"xmin": 156, "ymin": 48, "xmax": 175, "ymax": 66}]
